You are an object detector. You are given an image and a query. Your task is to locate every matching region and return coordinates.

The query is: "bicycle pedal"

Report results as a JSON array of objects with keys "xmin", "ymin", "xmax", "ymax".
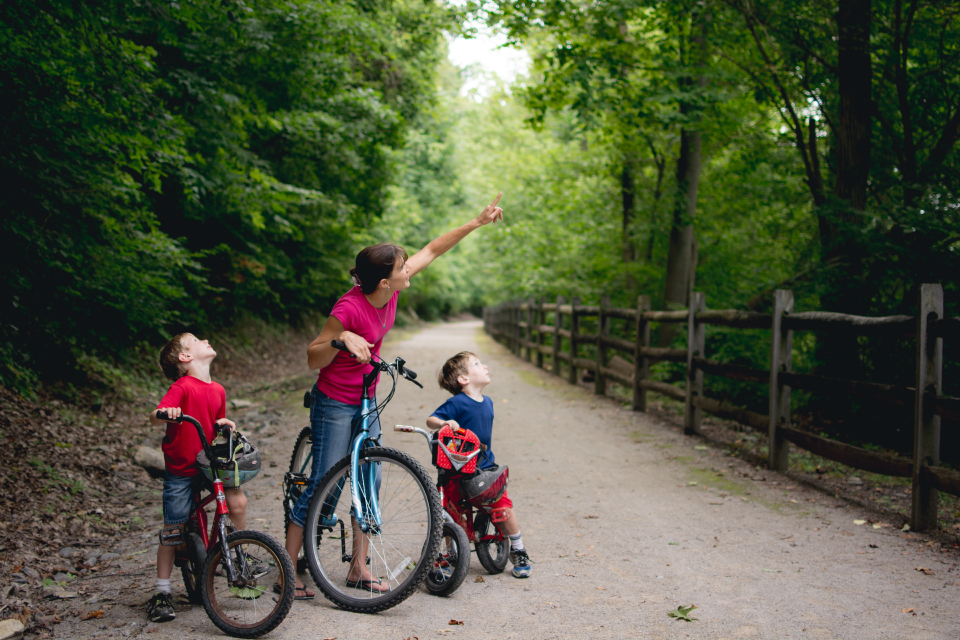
[{"xmin": 159, "ymin": 524, "xmax": 185, "ymax": 547}]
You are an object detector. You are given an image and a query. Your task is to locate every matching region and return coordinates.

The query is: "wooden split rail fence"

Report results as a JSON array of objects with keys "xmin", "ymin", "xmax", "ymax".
[{"xmin": 483, "ymin": 284, "xmax": 960, "ymax": 532}]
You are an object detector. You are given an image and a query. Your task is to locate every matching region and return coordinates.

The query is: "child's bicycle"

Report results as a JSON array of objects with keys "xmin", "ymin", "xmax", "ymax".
[
  {"xmin": 393, "ymin": 423, "xmax": 511, "ymax": 597},
  {"xmin": 282, "ymin": 340, "xmax": 443, "ymax": 613},
  {"xmin": 157, "ymin": 412, "xmax": 296, "ymax": 638}
]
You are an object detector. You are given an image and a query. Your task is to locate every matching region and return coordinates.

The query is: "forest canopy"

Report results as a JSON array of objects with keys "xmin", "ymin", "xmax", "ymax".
[{"xmin": 2, "ymin": 0, "xmax": 958, "ymax": 398}]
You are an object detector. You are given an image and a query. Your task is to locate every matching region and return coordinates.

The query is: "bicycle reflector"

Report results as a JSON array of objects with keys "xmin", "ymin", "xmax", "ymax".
[{"xmin": 433, "ymin": 425, "xmax": 482, "ymax": 473}]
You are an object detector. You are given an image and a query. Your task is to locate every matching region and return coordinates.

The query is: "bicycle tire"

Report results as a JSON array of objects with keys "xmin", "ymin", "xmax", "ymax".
[
  {"xmin": 424, "ymin": 521, "xmax": 470, "ymax": 597},
  {"xmin": 201, "ymin": 530, "xmax": 295, "ymax": 638},
  {"xmin": 181, "ymin": 532, "xmax": 207, "ymax": 605},
  {"xmin": 285, "ymin": 426, "xmax": 312, "ymax": 573},
  {"xmin": 303, "ymin": 447, "xmax": 442, "ymax": 613},
  {"xmin": 474, "ymin": 510, "xmax": 509, "ymax": 574}
]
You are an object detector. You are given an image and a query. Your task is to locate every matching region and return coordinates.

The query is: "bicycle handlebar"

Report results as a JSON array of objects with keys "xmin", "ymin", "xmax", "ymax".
[
  {"xmin": 330, "ymin": 339, "xmax": 422, "ymax": 388},
  {"xmin": 156, "ymin": 411, "xmax": 223, "ymax": 470}
]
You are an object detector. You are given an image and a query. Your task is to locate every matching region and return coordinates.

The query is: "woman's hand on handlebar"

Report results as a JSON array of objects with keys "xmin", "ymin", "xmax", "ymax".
[{"xmin": 338, "ymin": 331, "xmax": 374, "ymax": 364}]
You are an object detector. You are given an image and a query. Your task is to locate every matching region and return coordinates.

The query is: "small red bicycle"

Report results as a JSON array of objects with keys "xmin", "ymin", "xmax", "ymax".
[
  {"xmin": 158, "ymin": 412, "xmax": 295, "ymax": 638},
  {"xmin": 394, "ymin": 424, "xmax": 511, "ymax": 597}
]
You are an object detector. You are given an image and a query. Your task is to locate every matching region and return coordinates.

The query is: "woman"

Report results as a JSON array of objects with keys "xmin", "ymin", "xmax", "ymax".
[{"xmin": 285, "ymin": 193, "xmax": 503, "ymax": 598}]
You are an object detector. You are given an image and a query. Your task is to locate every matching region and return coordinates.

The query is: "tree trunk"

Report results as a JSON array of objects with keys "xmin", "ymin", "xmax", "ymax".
[
  {"xmin": 830, "ymin": 0, "xmax": 872, "ymax": 235},
  {"xmin": 818, "ymin": 0, "xmax": 873, "ymax": 382},
  {"xmin": 660, "ymin": 10, "xmax": 706, "ymax": 346},
  {"xmin": 621, "ymin": 157, "xmax": 637, "ymax": 264}
]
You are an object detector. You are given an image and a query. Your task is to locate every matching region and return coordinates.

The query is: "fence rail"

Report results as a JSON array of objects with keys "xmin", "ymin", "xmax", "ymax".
[{"xmin": 484, "ymin": 285, "xmax": 959, "ymax": 532}]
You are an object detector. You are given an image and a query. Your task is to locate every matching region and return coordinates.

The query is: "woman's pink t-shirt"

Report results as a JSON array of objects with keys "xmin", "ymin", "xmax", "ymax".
[{"xmin": 317, "ymin": 287, "xmax": 399, "ymax": 405}]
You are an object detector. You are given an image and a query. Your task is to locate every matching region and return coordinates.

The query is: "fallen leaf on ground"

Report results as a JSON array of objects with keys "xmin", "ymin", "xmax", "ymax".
[
  {"xmin": 449, "ymin": 620, "xmax": 464, "ymax": 625},
  {"xmin": 474, "ymin": 576, "xmax": 484, "ymax": 583},
  {"xmin": 854, "ymin": 519, "xmax": 866, "ymax": 525},
  {"xmin": 596, "ymin": 587, "xmax": 606, "ymax": 591},
  {"xmin": 81, "ymin": 610, "xmax": 104, "ymax": 620},
  {"xmin": 583, "ymin": 515, "xmax": 599, "ymax": 519},
  {"xmin": 762, "ymin": 569, "xmax": 781, "ymax": 573},
  {"xmin": 915, "ymin": 567, "xmax": 935, "ymax": 575},
  {"xmin": 667, "ymin": 604, "xmax": 698, "ymax": 621},
  {"xmin": 902, "ymin": 608, "xmax": 916, "ymax": 614}
]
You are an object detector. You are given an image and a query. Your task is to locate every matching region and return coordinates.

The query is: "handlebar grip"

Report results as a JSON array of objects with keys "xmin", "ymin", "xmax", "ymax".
[
  {"xmin": 331, "ymin": 339, "xmax": 348, "ymax": 351},
  {"xmin": 394, "ymin": 425, "xmax": 415, "ymax": 433},
  {"xmin": 157, "ymin": 410, "xmax": 179, "ymax": 422},
  {"xmin": 402, "ymin": 367, "xmax": 418, "ymax": 380}
]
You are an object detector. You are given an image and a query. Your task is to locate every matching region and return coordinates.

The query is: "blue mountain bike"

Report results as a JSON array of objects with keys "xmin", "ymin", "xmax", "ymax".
[{"xmin": 283, "ymin": 340, "xmax": 442, "ymax": 613}]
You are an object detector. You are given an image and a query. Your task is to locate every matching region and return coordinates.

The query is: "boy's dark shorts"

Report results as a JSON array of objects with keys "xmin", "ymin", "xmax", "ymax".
[{"xmin": 162, "ymin": 471, "xmax": 210, "ymax": 525}]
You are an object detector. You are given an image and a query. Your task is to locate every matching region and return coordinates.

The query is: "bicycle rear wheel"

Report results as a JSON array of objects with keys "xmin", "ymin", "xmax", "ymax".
[
  {"xmin": 303, "ymin": 447, "xmax": 442, "ymax": 613},
  {"xmin": 285, "ymin": 426, "xmax": 312, "ymax": 573},
  {"xmin": 424, "ymin": 521, "xmax": 470, "ymax": 597},
  {"xmin": 474, "ymin": 510, "xmax": 509, "ymax": 574},
  {"xmin": 201, "ymin": 530, "xmax": 295, "ymax": 638},
  {"xmin": 180, "ymin": 532, "xmax": 206, "ymax": 605}
]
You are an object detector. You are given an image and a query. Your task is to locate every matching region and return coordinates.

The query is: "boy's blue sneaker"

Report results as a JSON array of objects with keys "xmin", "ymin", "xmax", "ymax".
[{"xmin": 509, "ymin": 549, "xmax": 532, "ymax": 578}]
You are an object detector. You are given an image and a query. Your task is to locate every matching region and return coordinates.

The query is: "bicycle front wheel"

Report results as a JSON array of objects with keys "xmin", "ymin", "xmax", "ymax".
[
  {"xmin": 201, "ymin": 530, "xmax": 295, "ymax": 638},
  {"xmin": 303, "ymin": 447, "xmax": 442, "ymax": 613},
  {"xmin": 424, "ymin": 521, "xmax": 470, "ymax": 597}
]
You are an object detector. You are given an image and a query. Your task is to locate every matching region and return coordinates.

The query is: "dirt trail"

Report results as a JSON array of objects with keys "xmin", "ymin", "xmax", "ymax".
[{"xmin": 62, "ymin": 321, "xmax": 959, "ymax": 639}]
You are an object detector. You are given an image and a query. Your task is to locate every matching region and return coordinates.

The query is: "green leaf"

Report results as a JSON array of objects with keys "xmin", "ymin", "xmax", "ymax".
[{"xmin": 667, "ymin": 604, "xmax": 698, "ymax": 621}]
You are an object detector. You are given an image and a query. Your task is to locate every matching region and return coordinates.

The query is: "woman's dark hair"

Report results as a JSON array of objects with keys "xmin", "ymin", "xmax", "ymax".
[{"xmin": 350, "ymin": 244, "xmax": 408, "ymax": 294}]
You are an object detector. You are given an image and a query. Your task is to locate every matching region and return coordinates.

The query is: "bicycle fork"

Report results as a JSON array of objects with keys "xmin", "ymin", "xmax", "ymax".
[
  {"xmin": 350, "ymin": 396, "xmax": 382, "ymax": 532},
  {"xmin": 213, "ymin": 479, "xmax": 242, "ymax": 584}
]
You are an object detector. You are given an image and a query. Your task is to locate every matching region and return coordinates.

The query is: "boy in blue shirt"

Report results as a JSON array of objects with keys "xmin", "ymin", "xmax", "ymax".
[{"xmin": 427, "ymin": 351, "xmax": 532, "ymax": 578}]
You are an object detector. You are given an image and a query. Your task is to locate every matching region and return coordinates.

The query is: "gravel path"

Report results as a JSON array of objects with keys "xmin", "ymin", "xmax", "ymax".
[{"xmin": 72, "ymin": 321, "xmax": 959, "ymax": 639}]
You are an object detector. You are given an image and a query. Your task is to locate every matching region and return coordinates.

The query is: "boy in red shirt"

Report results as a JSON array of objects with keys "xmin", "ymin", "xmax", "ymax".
[{"xmin": 146, "ymin": 334, "xmax": 246, "ymax": 623}]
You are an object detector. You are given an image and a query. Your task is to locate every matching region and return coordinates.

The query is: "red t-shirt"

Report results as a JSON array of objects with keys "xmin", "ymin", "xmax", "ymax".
[
  {"xmin": 156, "ymin": 376, "xmax": 226, "ymax": 477},
  {"xmin": 317, "ymin": 286, "xmax": 398, "ymax": 405}
]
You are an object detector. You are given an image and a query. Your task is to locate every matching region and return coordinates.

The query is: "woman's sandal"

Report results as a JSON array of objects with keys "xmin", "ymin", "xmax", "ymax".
[
  {"xmin": 274, "ymin": 583, "xmax": 314, "ymax": 600},
  {"xmin": 345, "ymin": 577, "xmax": 389, "ymax": 593}
]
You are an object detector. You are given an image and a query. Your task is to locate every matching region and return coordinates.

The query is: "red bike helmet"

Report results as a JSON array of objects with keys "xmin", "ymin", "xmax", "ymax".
[
  {"xmin": 434, "ymin": 425, "xmax": 482, "ymax": 474},
  {"xmin": 460, "ymin": 465, "xmax": 509, "ymax": 507}
]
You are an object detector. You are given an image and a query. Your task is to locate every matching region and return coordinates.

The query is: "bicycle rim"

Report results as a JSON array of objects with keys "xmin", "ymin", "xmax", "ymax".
[
  {"xmin": 286, "ymin": 426, "xmax": 312, "ymax": 572},
  {"xmin": 304, "ymin": 447, "xmax": 442, "ymax": 613},
  {"xmin": 201, "ymin": 530, "xmax": 295, "ymax": 638}
]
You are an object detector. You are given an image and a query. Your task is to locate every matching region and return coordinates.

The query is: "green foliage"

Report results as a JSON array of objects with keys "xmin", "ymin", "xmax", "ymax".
[{"xmin": 1, "ymin": 0, "xmax": 455, "ymax": 390}]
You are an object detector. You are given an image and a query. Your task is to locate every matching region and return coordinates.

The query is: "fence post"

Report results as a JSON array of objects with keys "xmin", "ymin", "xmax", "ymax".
[
  {"xmin": 535, "ymin": 297, "xmax": 545, "ymax": 369},
  {"xmin": 595, "ymin": 295, "xmax": 610, "ymax": 396},
  {"xmin": 912, "ymin": 284, "xmax": 943, "ymax": 532},
  {"xmin": 553, "ymin": 295, "xmax": 564, "ymax": 377},
  {"xmin": 768, "ymin": 289, "xmax": 794, "ymax": 472},
  {"xmin": 569, "ymin": 297, "xmax": 581, "ymax": 385},
  {"xmin": 633, "ymin": 295, "xmax": 651, "ymax": 411},
  {"xmin": 684, "ymin": 292, "xmax": 705, "ymax": 435}
]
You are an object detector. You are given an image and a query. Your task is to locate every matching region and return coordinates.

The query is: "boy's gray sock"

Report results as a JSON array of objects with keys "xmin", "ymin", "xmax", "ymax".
[
  {"xmin": 155, "ymin": 578, "xmax": 171, "ymax": 594},
  {"xmin": 508, "ymin": 532, "xmax": 524, "ymax": 551}
]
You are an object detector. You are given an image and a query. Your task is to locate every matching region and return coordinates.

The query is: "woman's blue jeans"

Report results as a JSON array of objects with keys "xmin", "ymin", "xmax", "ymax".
[{"xmin": 289, "ymin": 387, "xmax": 380, "ymax": 528}]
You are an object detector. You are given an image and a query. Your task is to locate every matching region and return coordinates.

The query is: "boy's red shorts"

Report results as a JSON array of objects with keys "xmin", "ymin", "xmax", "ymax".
[{"xmin": 442, "ymin": 480, "xmax": 512, "ymax": 510}]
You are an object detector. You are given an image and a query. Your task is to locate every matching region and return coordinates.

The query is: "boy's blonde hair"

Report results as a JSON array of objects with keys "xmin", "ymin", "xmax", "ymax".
[
  {"xmin": 159, "ymin": 333, "xmax": 193, "ymax": 381},
  {"xmin": 437, "ymin": 351, "xmax": 476, "ymax": 395}
]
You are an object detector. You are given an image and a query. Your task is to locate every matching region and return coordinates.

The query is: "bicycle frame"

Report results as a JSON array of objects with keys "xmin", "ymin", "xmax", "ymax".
[
  {"xmin": 350, "ymin": 369, "xmax": 382, "ymax": 532},
  {"xmin": 394, "ymin": 426, "xmax": 501, "ymax": 545},
  {"xmin": 187, "ymin": 477, "xmax": 239, "ymax": 582}
]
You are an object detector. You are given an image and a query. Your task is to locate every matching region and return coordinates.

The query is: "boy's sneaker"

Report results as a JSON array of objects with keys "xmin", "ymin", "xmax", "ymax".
[
  {"xmin": 146, "ymin": 592, "xmax": 175, "ymax": 622},
  {"xmin": 509, "ymin": 549, "xmax": 532, "ymax": 578}
]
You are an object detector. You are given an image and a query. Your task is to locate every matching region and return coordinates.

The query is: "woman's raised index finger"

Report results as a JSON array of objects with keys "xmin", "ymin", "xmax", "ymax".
[{"xmin": 490, "ymin": 192, "xmax": 502, "ymax": 207}]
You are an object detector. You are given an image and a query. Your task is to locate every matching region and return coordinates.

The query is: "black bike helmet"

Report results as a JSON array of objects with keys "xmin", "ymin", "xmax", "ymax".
[
  {"xmin": 459, "ymin": 465, "xmax": 509, "ymax": 507},
  {"xmin": 196, "ymin": 434, "xmax": 261, "ymax": 487}
]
